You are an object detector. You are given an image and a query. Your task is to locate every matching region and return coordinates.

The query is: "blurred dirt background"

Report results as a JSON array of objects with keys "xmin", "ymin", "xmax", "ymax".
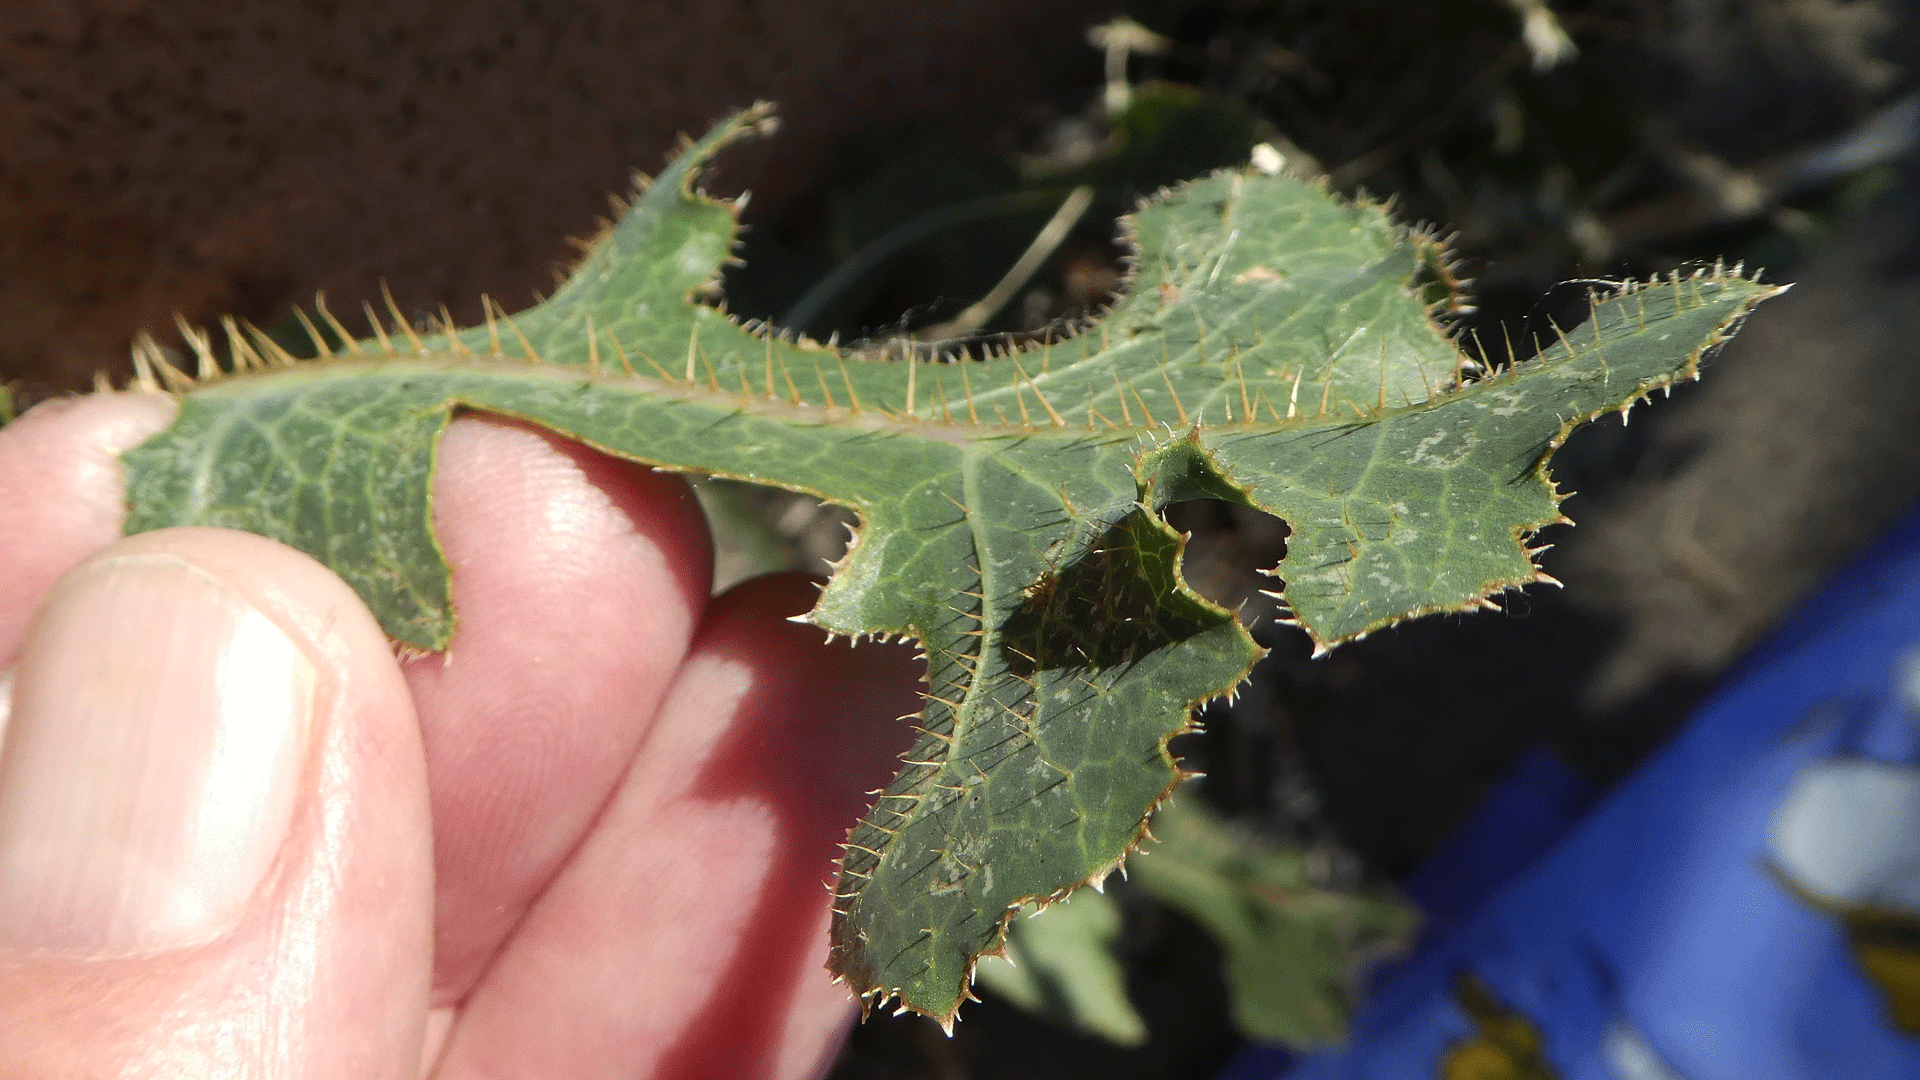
[{"xmin": 7, "ymin": 1, "xmax": 1920, "ymax": 1077}]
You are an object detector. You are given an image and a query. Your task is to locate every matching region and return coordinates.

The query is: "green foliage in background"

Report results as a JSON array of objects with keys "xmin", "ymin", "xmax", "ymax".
[
  {"xmin": 1131, "ymin": 798, "xmax": 1414, "ymax": 1047},
  {"xmin": 977, "ymin": 796, "xmax": 1414, "ymax": 1049}
]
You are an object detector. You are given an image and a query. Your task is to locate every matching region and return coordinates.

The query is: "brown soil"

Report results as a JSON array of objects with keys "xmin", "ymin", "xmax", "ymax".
[{"xmin": 0, "ymin": 0, "xmax": 1110, "ymax": 398}]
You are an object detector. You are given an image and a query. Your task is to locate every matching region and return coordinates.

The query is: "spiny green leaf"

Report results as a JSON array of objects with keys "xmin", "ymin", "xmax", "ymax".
[{"xmin": 115, "ymin": 106, "xmax": 1779, "ymax": 1023}]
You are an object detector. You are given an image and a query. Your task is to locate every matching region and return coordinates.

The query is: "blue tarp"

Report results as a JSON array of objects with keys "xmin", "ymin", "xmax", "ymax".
[{"xmin": 1229, "ymin": 500, "xmax": 1920, "ymax": 1079}]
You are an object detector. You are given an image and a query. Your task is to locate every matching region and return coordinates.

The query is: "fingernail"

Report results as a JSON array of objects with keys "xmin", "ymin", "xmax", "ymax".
[{"xmin": 0, "ymin": 553, "xmax": 314, "ymax": 955}]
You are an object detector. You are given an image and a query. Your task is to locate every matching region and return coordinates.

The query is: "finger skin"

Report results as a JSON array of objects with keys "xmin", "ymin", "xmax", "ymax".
[
  {"xmin": 0, "ymin": 528, "xmax": 434, "ymax": 1079},
  {"xmin": 434, "ymin": 574, "xmax": 924, "ymax": 1080},
  {"xmin": 0, "ymin": 392, "xmax": 179, "ymax": 664},
  {"xmin": 0, "ymin": 400, "xmax": 720, "ymax": 1007},
  {"xmin": 1, "ymin": 395, "xmax": 922, "ymax": 1077},
  {"xmin": 401, "ymin": 417, "xmax": 714, "ymax": 1004}
]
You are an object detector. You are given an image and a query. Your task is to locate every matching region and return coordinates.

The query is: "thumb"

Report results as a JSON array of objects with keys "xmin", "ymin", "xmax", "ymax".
[{"xmin": 0, "ymin": 527, "xmax": 433, "ymax": 1079}]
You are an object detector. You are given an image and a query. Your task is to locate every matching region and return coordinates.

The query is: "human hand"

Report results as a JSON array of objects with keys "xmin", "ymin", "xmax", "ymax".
[{"xmin": 0, "ymin": 392, "xmax": 923, "ymax": 1078}]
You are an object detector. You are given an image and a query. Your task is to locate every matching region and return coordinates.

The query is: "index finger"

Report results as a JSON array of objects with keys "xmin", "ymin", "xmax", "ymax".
[{"xmin": 0, "ymin": 392, "xmax": 181, "ymax": 664}]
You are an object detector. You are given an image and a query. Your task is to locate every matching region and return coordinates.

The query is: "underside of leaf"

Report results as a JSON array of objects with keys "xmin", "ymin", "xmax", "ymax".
[{"xmin": 110, "ymin": 105, "xmax": 1781, "ymax": 1024}]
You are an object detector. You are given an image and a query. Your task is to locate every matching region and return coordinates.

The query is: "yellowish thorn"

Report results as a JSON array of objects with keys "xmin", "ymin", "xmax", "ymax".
[
  {"xmin": 811, "ymin": 358, "xmax": 839, "ymax": 409},
  {"xmin": 313, "ymin": 294, "xmax": 363, "ymax": 356},
  {"xmin": 1255, "ymin": 386, "xmax": 1283, "ymax": 422},
  {"xmin": 289, "ymin": 306, "xmax": 335, "ymax": 361},
  {"xmin": 960, "ymin": 363, "xmax": 980, "ymax": 425},
  {"xmin": 172, "ymin": 315, "xmax": 219, "ymax": 379},
  {"xmin": 362, "ymin": 301, "xmax": 396, "ymax": 354},
  {"xmin": 1111, "ymin": 371, "xmax": 1134, "ymax": 426},
  {"xmin": 779, "ymin": 351, "xmax": 804, "ymax": 406},
  {"xmin": 497, "ymin": 307, "xmax": 542, "ymax": 364},
  {"xmin": 380, "ymin": 281, "xmax": 426, "ymax": 353},
  {"xmin": 1377, "ymin": 339, "xmax": 1389, "ymax": 409},
  {"xmin": 221, "ymin": 316, "xmax": 266, "ymax": 371},
  {"xmin": 834, "ymin": 352, "xmax": 865, "ymax": 412},
  {"xmin": 141, "ymin": 337, "xmax": 195, "ymax": 392},
  {"xmin": 129, "ymin": 338, "xmax": 160, "ymax": 392},
  {"xmin": 1130, "ymin": 383, "xmax": 1159, "ymax": 428},
  {"xmin": 480, "ymin": 295, "xmax": 504, "ymax": 355},
  {"xmin": 436, "ymin": 306, "xmax": 473, "ymax": 357},
  {"xmin": 934, "ymin": 369, "xmax": 955, "ymax": 424},
  {"xmin": 1013, "ymin": 356, "xmax": 1065, "ymax": 425},
  {"xmin": 605, "ymin": 330, "xmax": 639, "ymax": 377}
]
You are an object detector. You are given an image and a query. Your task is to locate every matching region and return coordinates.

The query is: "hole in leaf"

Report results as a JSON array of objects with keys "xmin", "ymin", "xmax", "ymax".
[
  {"xmin": 1162, "ymin": 499, "xmax": 1291, "ymax": 623},
  {"xmin": 1000, "ymin": 507, "xmax": 1232, "ymax": 678}
]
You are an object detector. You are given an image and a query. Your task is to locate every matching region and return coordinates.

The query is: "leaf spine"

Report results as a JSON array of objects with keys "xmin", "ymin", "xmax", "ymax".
[
  {"xmin": 362, "ymin": 301, "xmax": 396, "ymax": 354},
  {"xmin": 601, "ymin": 329, "xmax": 637, "ymax": 376},
  {"xmin": 128, "ymin": 336, "xmax": 159, "ymax": 391},
  {"xmin": 1129, "ymin": 382, "xmax": 1159, "ymax": 427},
  {"xmin": 811, "ymin": 356, "xmax": 839, "ymax": 409},
  {"xmin": 130, "ymin": 334, "xmax": 184, "ymax": 391},
  {"xmin": 932, "ymin": 368, "xmax": 956, "ymax": 424},
  {"xmin": 1377, "ymin": 339, "xmax": 1390, "ymax": 409},
  {"xmin": 380, "ymin": 282, "xmax": 427, "ymax": 353},
  {"xmin": 241, "ymin": 315, "xmax": 297, "ymax": 368},
  {"xmin": 292, "ymin": 306, "xmax": 336, "ymax": 360},
  {"xmin": 959, "ymin": 364, "xmax": 981, "ymax": 425},
  {"xmin": 480, "ymin": 294, "xmax": 504, "ymax": 355},
  {"xmin": 436, "ymin": 306, "xmax": 472, "ymax": 357},
  {"xmin": 1111, "ymin": 371, "xmax": 1135, "ymax": 426},
  {"xmin": 312, "ymin": 295, "xmax": 363, "ymax": 356},
  {"xmin": 172, "ymin": 315, "xmax": 219, "ymax": 379},
  {"xmin": 834, "ymin": 352, "xmax": 865, "ymax": 413},
  {"xmin": 1012, "ymin": 355, "xmax": 1065, "ymax": 426},
  {"xmin": 497, "ymin": 306, "xmax": 542, "ymax": 363},
  {"xmin": 694, "ymin": 334, "xmax": 723, "ymax": 390},
  {"xmin": 626, "ymin": 336, "xmax": 676, "ymax": 382}
]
